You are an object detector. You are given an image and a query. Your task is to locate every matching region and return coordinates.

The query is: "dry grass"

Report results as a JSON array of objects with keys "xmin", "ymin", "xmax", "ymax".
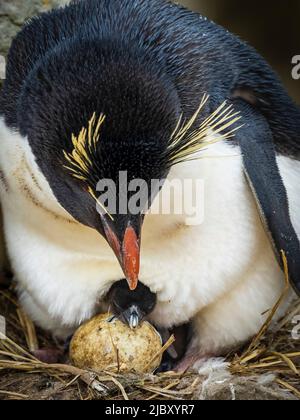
[
  {"xmin": 0, "ymin": 256, "xmax": 299, "ymax": 400},
  {"xmin": 230, "ymin": 254, "xmax": 300, "ymax": 398}
]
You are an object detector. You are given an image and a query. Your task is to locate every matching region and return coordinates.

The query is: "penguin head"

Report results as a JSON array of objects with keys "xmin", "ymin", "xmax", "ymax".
[
  {"xmin": 17, "ymin": 39, "xmax": 181, "ymax": 290},
  {"xmin": 107, "ymin": 279, "xmax": 157, "ymax": 329}
]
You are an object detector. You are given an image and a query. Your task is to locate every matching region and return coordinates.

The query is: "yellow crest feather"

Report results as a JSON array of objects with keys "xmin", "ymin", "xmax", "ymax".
[
  {"xmin": 167, "ymin": 93, "xmax": 243, "ymax": 166},
  {"xmin": 63, "ymin": 112, "xmax": 106, "ymax": 181},
  {"xmin": 63, "ymin": 113, "xmax": 114, "ymax": 220}
]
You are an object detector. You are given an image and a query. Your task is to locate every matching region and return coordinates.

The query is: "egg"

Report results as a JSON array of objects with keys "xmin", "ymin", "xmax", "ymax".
[{"xmin": 70, "ymin": 313, "xmax": 163, "ymax": 374}]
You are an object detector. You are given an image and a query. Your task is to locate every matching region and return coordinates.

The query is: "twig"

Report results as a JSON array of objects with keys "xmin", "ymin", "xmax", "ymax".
[
  {"xmin": 0, "ymin": 390, "xmax": 28, "ymax": 399},
  {"xmin": 144, "ymin": 334, "xmax": 176, "ymax": 371},
  {"xmin": 276, "ymin": 379, "xmax": 300, "ymax": 399},
  {"xmin": 17, "ymin": 309, "xmax": 39, "ymax": 352}
]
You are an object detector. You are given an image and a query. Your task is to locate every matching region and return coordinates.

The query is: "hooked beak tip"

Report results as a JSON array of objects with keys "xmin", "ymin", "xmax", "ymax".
[{"xmin": 127, "ymin": 276, "xmax": 139, "ymax": 291}]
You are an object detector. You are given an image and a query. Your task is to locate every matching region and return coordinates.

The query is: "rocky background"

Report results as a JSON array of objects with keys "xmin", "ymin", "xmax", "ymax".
[
  {"xmin": 183, "ymin": 0, "xmax": 300, "ymax": 102},
  {"xmin": 0, "ymin": 0, "xmax": 69, "ymax": 56}
]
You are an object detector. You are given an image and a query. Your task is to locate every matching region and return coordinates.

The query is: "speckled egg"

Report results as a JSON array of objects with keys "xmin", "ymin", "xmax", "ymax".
[{"xmin": 70, "ymin": 313, "xmax": 162, "ymax": 374}]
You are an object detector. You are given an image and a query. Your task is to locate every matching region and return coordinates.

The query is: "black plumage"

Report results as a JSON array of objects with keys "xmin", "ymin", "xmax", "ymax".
[{"xmin": 107, "ymin": 279, "xmax": 157, "ymax": 328}]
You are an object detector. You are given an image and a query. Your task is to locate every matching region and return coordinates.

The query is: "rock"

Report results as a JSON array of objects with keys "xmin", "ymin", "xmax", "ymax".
[{"xmin": 0, "ymin": 1, "xmax": 67, "ymax": 57}]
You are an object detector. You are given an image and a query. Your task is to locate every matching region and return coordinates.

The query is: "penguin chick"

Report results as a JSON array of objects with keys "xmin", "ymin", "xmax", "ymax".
[{"xmin": 107, "ymin": 279, "xmax": 157, "ymax": 329}]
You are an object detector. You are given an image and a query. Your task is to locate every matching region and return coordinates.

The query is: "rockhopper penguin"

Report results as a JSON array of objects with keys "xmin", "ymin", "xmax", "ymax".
[{"xmin": 0, "ymin": 0, "xmax": 299, "ymax": 367}]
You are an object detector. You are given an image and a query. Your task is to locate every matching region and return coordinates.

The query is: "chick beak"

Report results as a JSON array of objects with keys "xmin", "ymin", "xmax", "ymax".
[
  {"xmin": 127, "ymin": 305, "xmax": 143, "ymax": 329},
  {"xmin": 103, "ymin": 222, "xmax": 141, "ymax": 291},
  {"xmin": 129, "ymin": 309, "xmax": 140, "ymax": 329}
]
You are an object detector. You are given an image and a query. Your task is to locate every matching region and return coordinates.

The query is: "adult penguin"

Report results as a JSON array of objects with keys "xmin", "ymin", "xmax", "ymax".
[{"xmin": 0, "ymin": 0, "xmax": 299, "ymax": 367}]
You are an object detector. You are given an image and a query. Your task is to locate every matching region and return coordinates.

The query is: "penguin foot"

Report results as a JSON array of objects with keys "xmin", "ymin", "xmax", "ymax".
[
  {"xmin": 174, "ymin": 352, "xmax": 208, "ymax": 373},
  {"xmin": 33, "ymin": 348, "xmax": 64, "ymax": 364},
  {"xmin": 32, "ymin": 334, "xmax": 74, "ymax": 364},
  {"xmin": 158, "ymin": 351, "xmax": 210, "ymax": 373}
]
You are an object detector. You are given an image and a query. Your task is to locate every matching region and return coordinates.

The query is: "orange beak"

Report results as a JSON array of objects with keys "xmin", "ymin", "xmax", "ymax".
[
  {"xmin": 104, "ymin": 223, "xmax": 141, "ymax": 291},
  {"xmin": 122, "ymin": 226, "xmax": 140, "ymax": 290}
]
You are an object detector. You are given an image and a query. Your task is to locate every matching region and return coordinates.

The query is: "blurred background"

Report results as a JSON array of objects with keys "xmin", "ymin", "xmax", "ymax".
[{"xmin": 181, "ymin": 0, "xmax": 300, "ymax": 101}]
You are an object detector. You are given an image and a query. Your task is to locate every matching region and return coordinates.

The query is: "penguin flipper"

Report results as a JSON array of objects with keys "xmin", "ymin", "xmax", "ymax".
[{"xmin": 233, "ymin": 99, "xmax": 300, "ymax": 295}]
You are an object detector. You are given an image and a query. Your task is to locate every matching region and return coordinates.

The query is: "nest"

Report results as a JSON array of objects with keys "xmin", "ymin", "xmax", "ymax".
[
  {"xmin": 0, "ymin": 266, "xmax": 300, "ymax": 400},
  {"xmin": 0, "ymin": 283, "xmax": 200, "ymax": 400}
]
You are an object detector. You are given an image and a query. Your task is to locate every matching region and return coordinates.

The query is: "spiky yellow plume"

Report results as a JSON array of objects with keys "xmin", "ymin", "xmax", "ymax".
[
  {"xmin": 166, "ymin": 93, "xmax": 243, "ymax": 166},
  {"xmin": 63, "ymin": 113, "xmax": 106, "ymax": 182},
  {"xmin": 63, "ymin": 113, "xmax": 114, "ymax": 220}
]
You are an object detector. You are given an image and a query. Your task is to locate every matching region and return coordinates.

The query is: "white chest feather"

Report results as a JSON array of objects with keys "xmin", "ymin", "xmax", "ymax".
[{"xmin": 0, "ymin": 118, "xmax": 299, "ymax": 345}]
